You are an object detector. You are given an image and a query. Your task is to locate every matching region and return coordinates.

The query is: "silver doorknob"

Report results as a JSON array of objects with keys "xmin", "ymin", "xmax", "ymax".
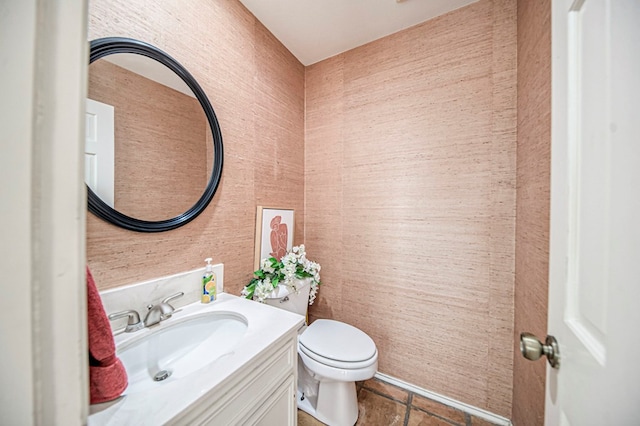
[{"xmin": 520, "ymin": 332, "xmax": 560, "ymax": 369}]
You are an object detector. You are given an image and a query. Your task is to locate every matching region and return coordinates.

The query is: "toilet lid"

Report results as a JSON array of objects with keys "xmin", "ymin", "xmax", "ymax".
[{"xmin": 299, "ymin": 319, "xmax": 376, "ymax": 362}]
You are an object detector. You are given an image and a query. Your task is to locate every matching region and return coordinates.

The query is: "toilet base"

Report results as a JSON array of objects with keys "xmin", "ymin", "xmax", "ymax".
[{"xmin": 297, "ymin": 380, "xmax": 358, "ymax": 426}]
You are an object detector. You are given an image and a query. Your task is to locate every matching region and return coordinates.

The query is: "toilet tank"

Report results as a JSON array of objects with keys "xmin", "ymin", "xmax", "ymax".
[{"xmin": 264, "ymin": 278, "xmax": 311, "ymax": 317}]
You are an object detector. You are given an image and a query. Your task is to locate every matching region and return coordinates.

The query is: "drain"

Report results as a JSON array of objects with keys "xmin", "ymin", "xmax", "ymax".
[{"xmin": 153, "ymin": 370, "xmax": 172, "ymax": 382}]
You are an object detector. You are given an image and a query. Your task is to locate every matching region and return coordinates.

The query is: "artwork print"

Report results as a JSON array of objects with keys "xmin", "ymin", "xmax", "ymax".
[{"xmin": 254, "ymin": 207, "xmax": 294, "ymax": 270}]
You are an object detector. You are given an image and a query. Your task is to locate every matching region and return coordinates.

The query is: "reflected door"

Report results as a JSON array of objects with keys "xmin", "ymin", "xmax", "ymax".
[{"xmin": 85, "ymin": 98, "xmax": 115, "ymax": 208}]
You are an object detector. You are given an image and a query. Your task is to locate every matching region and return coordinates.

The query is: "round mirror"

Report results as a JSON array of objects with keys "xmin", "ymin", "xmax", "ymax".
[{"xmin": 87, "ymin": 37, "xmax": 223, "ymax": 232}]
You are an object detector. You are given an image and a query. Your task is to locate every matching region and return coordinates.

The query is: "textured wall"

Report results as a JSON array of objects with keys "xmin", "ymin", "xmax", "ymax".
[
  {"xmin": 305, "ymin": 0, "xmax": 516, "ymax": 417},
  {"xmin": 88, "ymin": 0, "xmax": 525, "ymax": 418},
  {"xmin": 88, "ymin": 60, "xmax": 208, "ymax": 220},
  {"xmin": 512, "ymin": 0, "xmax": 551, "ymax": 424},
  {"xmin": 87, "ymin": 0, "xmax": 305, "ymax": 292}
]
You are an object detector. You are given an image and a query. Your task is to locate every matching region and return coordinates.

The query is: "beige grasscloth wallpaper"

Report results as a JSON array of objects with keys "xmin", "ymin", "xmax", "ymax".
[
  {"xmin": 87, "ymin": 0, "xmax": 305, "ymax": 290},
  {"xmin": 305, "ymin": 0, "xmax": 516, "ymax": 416},
  {"xmin": 88, "ymin": 0, "xmax": 551, "ymax": 421}
]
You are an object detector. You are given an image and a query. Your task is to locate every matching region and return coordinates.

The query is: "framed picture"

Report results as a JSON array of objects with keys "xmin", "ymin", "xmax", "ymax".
[{"xmin": 254, "ymin": 206, "xmax": 295, "ymax": 270}]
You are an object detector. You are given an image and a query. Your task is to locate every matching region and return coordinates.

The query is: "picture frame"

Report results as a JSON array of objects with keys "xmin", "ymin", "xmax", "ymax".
[{"xmin": 254, "ymin": 206, "xmax": 295, "ymax": 271}]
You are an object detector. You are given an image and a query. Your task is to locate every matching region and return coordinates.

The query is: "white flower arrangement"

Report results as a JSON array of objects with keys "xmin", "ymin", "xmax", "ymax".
[{"xmin": 242, "ymin": 245, "xmax": 321, "ymax": 304}]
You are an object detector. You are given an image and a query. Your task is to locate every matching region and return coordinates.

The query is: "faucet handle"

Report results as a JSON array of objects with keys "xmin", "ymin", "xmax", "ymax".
[
  {"xmin": 108, "ymin": 309, "xmax": 144, "ymax": 333},
  {"xmin": 162, "ymin": 292, "xmax": 184, "ymax": 306}
]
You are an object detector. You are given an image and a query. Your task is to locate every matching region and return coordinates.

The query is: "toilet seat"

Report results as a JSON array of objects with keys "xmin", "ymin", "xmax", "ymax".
[
  {"xmin": 298, "ymin": 345, "xmax": 378, "ymax": 383},
  {"xmin": 299, "ymin": 319, "xmax": 377, "ymax": 369},
  {"xmin": 299, "ymin": 343, "xmax": 378, "ymax": 369}
]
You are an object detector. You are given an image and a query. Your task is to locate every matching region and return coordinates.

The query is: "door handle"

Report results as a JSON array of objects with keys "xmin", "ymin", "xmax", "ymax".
[{"xmin": 520, "ymin": 332, "xmax": 560, "ymax": 369}]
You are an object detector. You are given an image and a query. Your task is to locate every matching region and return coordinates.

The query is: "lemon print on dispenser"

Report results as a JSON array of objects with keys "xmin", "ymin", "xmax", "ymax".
[{"xmin": 201, "ymin": 258, "xmax": 217, "ymax": 303}]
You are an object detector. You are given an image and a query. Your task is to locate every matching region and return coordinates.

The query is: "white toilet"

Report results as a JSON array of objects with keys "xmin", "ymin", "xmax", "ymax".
[{"xmin": 265, "ymin": 280, "xmax": 378, "ymax": 426}]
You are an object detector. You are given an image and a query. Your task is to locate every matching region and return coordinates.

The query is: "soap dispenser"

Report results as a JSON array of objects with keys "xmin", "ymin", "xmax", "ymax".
[{"xmin": 201, "ymin": 258, "xmax": 217, "ymax": 303}]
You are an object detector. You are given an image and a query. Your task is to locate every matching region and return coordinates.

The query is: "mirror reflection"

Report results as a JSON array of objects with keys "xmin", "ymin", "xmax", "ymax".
[{"xmin": 87, "ymin": 53, "xmax": 213, "ymax": 222}]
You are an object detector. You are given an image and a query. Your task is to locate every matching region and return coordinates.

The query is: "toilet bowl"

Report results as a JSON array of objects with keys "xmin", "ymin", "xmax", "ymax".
[{"xmin": 264, "ymin": 281, "xmax": 378, "ymax": 426}]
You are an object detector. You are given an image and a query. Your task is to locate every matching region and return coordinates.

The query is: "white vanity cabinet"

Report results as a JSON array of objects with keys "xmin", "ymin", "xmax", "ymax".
[
  {"xmin": 244, "ymin": 374, "xmax": 297, "ymax": 425},
  {"xmin": 90, "ymin": 290, "xmax": 304, "ymax": 426},
  {"xmin": 169, "ymin": 330, "xmax": 299, "ymax": 426}
]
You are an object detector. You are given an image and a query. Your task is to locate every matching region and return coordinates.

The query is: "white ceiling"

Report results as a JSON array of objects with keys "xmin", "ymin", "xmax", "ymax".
[
  {"xmin": 104, "ymin": 54, "xmax": 194, "ymax": 97},
  {"xmin": 238, "ymin": 0, "xmax": 479, "ymax": 66}
]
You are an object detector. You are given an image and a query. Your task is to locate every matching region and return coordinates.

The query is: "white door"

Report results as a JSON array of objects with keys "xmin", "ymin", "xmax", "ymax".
[
  {"xmin": 85, "ymin": 98, "xmax": 115, "ymax": 207},
  {"xmin": 546, "ymin": 1, "xmax": 640, "ymax": 424}
]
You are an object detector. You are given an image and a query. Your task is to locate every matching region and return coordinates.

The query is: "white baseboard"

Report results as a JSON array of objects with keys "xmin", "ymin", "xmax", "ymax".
[{"xmin": 374, "ymin": 372, "xmax": 512, "ymax": 426}]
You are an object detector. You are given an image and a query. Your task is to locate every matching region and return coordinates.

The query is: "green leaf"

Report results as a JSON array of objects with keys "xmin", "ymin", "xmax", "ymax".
[{"xmin": 243, "ymin": 286, "xmax": 255, "ymax": 299}]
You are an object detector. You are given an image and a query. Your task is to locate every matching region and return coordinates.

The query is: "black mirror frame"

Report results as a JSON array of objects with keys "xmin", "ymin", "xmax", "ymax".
[{"xmin": 87, "ymin": 37, "xmax": 223, "ymax": 232}]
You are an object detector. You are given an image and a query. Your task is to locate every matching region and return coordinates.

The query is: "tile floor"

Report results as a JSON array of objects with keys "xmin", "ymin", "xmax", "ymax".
[{"xmin": 298, "ymin": 377, "xmax": 501, "ymax": 426}]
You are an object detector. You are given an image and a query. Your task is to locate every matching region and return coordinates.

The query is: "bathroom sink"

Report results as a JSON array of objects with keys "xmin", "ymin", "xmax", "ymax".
[{"xmin": 117, "ymin": 311, "xmax": 248, "ymax": 394}]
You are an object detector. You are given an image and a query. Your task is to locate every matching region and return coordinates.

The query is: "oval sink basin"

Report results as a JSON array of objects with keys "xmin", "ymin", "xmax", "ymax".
[{"xmin": 117, "ymin": 311, "xmax": 248, "ymax": 394}]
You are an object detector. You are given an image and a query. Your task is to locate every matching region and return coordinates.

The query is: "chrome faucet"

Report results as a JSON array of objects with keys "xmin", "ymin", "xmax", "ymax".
[
  {"xmin": 108, "ymin": 309, "xmax": 144, "ymax": 333},
  {"xmin": 143, "ymin": 292, "xmax": 184, "ymax": 327}
]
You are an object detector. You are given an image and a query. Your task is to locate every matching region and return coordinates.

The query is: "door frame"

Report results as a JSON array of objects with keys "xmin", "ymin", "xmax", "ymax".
[{"xmin": 0, "ymin": 0, "xmax": 88, "ymax": 423}]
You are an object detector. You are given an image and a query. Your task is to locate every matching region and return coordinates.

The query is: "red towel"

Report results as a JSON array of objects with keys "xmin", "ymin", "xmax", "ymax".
[{"xmin": 87, "ymin": 266, "xmax": 128, "ymax": 404}]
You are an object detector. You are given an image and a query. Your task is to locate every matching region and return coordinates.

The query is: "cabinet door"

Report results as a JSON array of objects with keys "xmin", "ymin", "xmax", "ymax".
[{"xmin": 248, "ymin": 375, "xmax": 297, "ymax": 426}]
